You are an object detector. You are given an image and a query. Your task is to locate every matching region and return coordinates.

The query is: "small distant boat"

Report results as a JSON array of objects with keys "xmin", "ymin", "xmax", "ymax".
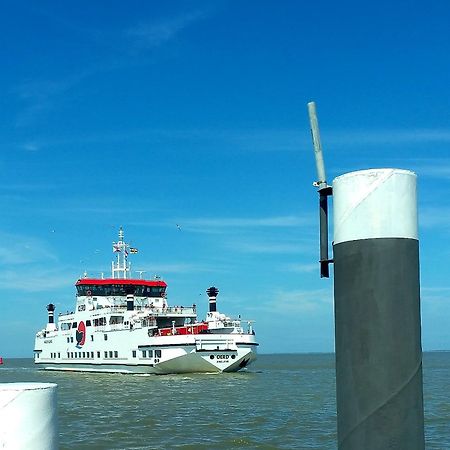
[
  {"xmin": 0, "ymin": 357, "xmax": 3, "ymax": 365},
  {"xmin": 34, "ymin": 227, "xmax": 258, "ymax": 374}
]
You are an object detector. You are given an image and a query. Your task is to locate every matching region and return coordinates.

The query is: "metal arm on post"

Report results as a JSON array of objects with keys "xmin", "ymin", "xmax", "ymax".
[{"xmin": 307, "ymin": 102, "xmax": 333, "ymax": 278}]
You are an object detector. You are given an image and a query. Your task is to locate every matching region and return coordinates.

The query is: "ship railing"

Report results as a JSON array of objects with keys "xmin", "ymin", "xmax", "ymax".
[
  {"xmin": 222, "ymin": 320, "xmax": 242, "ymax": 328},
  {"xmin": 153, "ymin": 306, "xmax": 196, "ymax": 315},
  {"xmin": 140, "ymin": 318, "xmax": 157, "ymax": 327},
  {"xmin": 36, "ymin": 330, "xmax": 58, "ymax": 338},
  {"xmin": 195, "ymin": 338, "xmax": 238, "ymax": 351},
  {"xmin": 94, "ymin": 305, "xmax": 196, "ymax": 315}
]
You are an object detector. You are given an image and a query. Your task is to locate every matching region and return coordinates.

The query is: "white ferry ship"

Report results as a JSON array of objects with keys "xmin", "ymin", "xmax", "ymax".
[{"xmin": 34, "ymin": 228, "xmax": 258, "ymax": 374}]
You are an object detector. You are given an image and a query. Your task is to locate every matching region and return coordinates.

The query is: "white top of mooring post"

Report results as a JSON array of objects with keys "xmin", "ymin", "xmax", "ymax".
[
  {"xmin": 0, "ymin": 382, "xmax": 57, "ymax": 392},
  {"xmin": 333, "ymin": 168, "xmax": 418, "ymax": 245},
  {"xmin": 0, "ymin": 382, "xmax": 58, "ymax": 450}
]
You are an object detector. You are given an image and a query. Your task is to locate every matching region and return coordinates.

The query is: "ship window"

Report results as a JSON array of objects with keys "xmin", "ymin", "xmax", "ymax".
[
  {"xmin": 142, "ymin": 350, "xmax": 147, "ymax": 357},
  {"xmin": 155, "ymin": 350, "xmax": 161, "ymax": 358},
  {"xmin": 110, "ymin": 316, "xmax": 124, "ymax": 325},
  {"xmin": 91, "ymin": 352, "xmax": 94, "ymax": 358},
  {"xmin": 91, "ymin": 335, "xmax": 94, "ymax": 341},
  {"xmin": 104, "ymin": 351, "xmax": 108, "ymax": 358},
  {"xmin": 148, "ymin": 350, "xmax": 153, "ymax": 358},
  {"xmin": 72, "ymin": 322, "xmax": 77, "ymax": 328},
  {"xmin": 58, "ymin": 353, "xmax": 60, "ymax": 358},
  {"xmin": 82, "ymin": 352, "xmax": 85, "ymax": 358},
  {"xmin": 61, "ymin": 323, "xmax": 70, "ymax": 331},
  {"xmin": 132, "ymin": 350, "xmax": 136, "ymax": 358},
  {"xmin": 114, "ymin": 351, "xmax": 118, "ymax": 358},
  {"xmin": 109, "ymin": 351, "xmax": 113, "ymax": 358},
  {"xmin": 86, "ymin": 320, "xmax": 91, "ymax": 326},
  {"xmin": 104, "ymin": 334, "xmax": 108, "ymax": 341},
  {"xmin": 97, "ymin": 351, "xmax": 100, "ymax": 358},
  {"xmin": 95, "ymin": 317, "xmax": 106, "ymax": 326},
  {"xmin": 71, "ymin": 337, "xmax": 74, "ymax": 343},
  {"xmin": 67, "ymin": 338, "xmax": 70, "ymax": 343}
]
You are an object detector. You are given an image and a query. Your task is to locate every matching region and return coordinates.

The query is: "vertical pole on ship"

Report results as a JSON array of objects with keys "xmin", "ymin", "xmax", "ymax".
[{"xmin": 308, "ymin": 102, "xmax": 425, "ymax": 450}]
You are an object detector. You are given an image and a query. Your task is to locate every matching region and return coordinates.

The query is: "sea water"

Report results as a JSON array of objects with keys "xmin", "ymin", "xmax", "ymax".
[{"xmin": 1, "ymin": 353, "xmax": 449, "ymax": 449}]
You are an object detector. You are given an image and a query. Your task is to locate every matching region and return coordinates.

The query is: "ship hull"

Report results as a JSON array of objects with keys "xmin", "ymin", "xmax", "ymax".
[
  {"xmin": 35, "ymin": 344, "xmax": 257, "ymax": 374},
  {"xmin": 35, "ymin": 327, "xmax": 257, "ymax": 374}
]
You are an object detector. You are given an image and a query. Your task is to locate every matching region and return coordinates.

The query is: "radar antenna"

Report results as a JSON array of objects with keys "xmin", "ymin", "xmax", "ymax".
[{"xmin": 111, "ymin": 226, "xmax": 133, "ymax": 279}]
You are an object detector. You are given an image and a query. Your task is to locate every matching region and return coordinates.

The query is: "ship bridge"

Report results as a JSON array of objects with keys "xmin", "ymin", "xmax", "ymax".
[{"xmin": 75, "ymin": 279, "xmax": 167, "ymax": 298}]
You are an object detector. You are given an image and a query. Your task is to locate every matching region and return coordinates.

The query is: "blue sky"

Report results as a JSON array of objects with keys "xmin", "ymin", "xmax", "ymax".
[{"xmin": 1, "ymin": 1, "xmax": 450, "ymax": 357}]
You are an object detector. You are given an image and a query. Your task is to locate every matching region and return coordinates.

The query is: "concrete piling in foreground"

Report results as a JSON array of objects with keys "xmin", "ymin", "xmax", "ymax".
[
  {"xmin": 0, "ymin": 382, "xmax": 58, "ymax": 449},
  {"xmin": 332, "ymin": 169, "xmax": 425, "ymax": 449}
]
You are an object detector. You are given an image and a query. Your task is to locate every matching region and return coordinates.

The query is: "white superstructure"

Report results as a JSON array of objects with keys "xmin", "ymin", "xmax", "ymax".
[{"xmin": 34, "ymin": 228, "xmax": 258, "ymax": 374}]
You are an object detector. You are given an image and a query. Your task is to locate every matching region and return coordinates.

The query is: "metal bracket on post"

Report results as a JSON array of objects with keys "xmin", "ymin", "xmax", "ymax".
[
  {"xmin": 308, "ymin": 102, "xmax": 333, "ymax": 278},
  {"xmin": 317, "ymin": 184, "xmax": 333, "ymax": 278}
]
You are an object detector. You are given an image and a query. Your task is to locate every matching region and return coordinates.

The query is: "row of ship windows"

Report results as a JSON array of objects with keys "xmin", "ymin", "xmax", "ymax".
[
  {"xmin": 140, "ymin": 350, "xmax": 162, "ymax": 358},
  {"xmin": 66, "ymin": 334, "xmax": 111, "ymax": 343},
  {"xmin": 60, "ymin": 318, "xmax": 129, "ymax": 331},
  {"xmin": 44, "ymin": 350, "xmax": 163, "ymax": 359},
  {"xmin": 76, "ymin": 285, "xmax": 165, "ymax": 297}
]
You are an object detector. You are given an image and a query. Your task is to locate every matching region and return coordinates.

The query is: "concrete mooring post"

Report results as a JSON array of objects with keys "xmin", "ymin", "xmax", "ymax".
[
  {"xmin": 0, "ymin": 382, "xmax": 58, "ymax": 449},
  {"xmin": 333, "ymin": 169, "xmax": 425, "ymax": 449},
  {"xmin": 308, "ymin": 102, "xmax": 425, "ymax": 450}
]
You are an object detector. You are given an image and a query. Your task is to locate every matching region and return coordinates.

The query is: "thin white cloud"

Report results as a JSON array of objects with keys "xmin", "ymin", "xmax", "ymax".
[
  {"xmin": 327, "ymin": 128, "xmax": 450, "ymax": 146},
  {"xmin": 15, "ymin": 126, "xmax": 450, "ymax": 157},
  {"xmin": 0, "ymin": 232, "xmax": 57, "ymax": 265},
  {"xmin": 180, "ymin": 215, "xmax": 314, "ymax": 230},
  {"xmin": 413, "ymin": 162, "xmax": 450, "ymax": 180},
  {"xmin": 248, "ymin": 288, "xmax": 333, "ymax": 315},
  {"xmin": 12, "ymin": 8, "xmax": 208, "ymax": 127},
  {"xmin": 285, "ymin": 263, "xmax": 318, "ymax": 273},
  {"xmin": 419, "ymin": 206, "xmax": 450, "ymax": 229},
  {"xmin": 130, "ymin": 261, "xmax": 225, "ymax": 276},
  {"xmin": 22, "ymin": 142, "xmax": 40, "ymax": 152},
  {"xmin": 0, "ymin": 269, "xmax": 71, "ymax": 293},
  {"xmin": 126, "ymin": 10, "xmax": 208, "ymax": 49},
  {"xmin": 226, "ymin": 241, "xmax": 306, "ymax": 255},
  {"xmin": 13, "ymin": 70, "xmax": 94, "ymax": 127},
  {"xmin": 421, "ymin": 286, "xmax": 450, "ymax": 301}
]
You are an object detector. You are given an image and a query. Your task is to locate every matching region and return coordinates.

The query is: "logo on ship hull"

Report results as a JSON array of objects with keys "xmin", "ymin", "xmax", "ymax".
[{"xmin": 75, "ymin": 321, "xmax": 86, "ymax": 348}]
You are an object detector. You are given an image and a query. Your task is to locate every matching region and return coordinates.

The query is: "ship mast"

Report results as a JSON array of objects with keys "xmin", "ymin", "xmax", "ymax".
[{"xmin": 111, "ymin": 227, "xmax": 131, "ymax": 279}]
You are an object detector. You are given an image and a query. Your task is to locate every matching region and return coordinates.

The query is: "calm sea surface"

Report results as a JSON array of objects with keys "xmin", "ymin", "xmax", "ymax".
[{"xmin": 1, "ymin": 352, "xmax": 449, "ymax": 449}]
